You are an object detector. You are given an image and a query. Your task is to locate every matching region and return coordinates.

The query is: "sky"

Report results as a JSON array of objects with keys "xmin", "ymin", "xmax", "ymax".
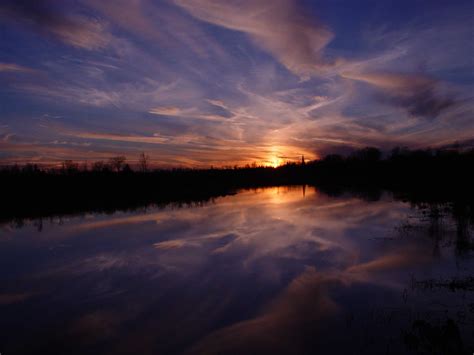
[{"xmin": 0, "ymin": 0, "xmax": 473, "ymax": 167}]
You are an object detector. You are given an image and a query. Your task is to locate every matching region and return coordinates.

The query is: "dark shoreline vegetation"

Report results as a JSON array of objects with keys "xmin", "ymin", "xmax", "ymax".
[{"xmin": 1, "ymin": 147, "xmax": 474, "ymax": 226}]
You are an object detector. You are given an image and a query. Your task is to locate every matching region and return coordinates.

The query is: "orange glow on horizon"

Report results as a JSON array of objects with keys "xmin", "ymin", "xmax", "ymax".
[
  {"xmin": 258, "ymin": 146, "xmax": 318, "ymax": 168},
  {"xmin": 269, "ymin": 156, "xmax": 283, "ymax": 168}
]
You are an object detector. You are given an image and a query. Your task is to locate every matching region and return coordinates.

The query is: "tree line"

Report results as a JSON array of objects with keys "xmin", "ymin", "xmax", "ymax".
[
  {"xmin": 1, "ymin": 146, "xmax": 473, "ymax": 226},
  {"xmin": 2, "ymin": 146, "xmax": 473, "ymax": 175}
]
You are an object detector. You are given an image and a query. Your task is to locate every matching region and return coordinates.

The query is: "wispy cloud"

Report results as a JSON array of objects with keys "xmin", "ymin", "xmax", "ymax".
[
  {"xmin": 0, "ymin": 0, "xmax": 111, "ymax": 50},
  {"xmin": 0, "ymin": 63, "xmax": 36, "ymax": 73},
  {"xmin": 174, "ymin": 0, "xmax": 337, "ymax": 77},
  {"xmin": 84, "ymin": 0, "xmax": 230, "ymax": 60},
  {"xmin": 149, "ymin": 102, "xmax": 234, "ymax": 122},
  {"xmin": 342, "ymin": 71, "xmax": 455, "ymax": 119}
]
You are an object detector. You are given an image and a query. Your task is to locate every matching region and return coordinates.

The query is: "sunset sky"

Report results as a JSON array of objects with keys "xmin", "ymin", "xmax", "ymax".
[{"xmin": 1, "ymin": 0, "xmax": 473, "ymax": 167}]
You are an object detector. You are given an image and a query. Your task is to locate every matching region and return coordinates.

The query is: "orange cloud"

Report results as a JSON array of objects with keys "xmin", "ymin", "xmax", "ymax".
[
  {"xmin": 0, "ymin": 63, "xmax": 36, "ymax": 73},
  {"xmin": 347, "ymin": 251, "xmax": 431, "ymax": 274}
]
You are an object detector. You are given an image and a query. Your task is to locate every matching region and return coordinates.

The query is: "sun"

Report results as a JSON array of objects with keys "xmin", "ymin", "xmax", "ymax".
[{"xmin": 270, "ymin": 156, "xmax": 282, "ymax": 168}]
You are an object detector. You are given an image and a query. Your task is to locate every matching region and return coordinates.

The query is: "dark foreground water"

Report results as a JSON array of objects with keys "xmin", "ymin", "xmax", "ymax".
[{"xmin": 0, "ymin": 186, "xmax": 473, "ymax": 354}]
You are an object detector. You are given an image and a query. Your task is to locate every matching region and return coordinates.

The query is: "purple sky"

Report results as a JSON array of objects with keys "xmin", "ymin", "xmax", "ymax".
[{"xmin": 1, "ymin": 0, "xmax": 473, "ymax": 167}]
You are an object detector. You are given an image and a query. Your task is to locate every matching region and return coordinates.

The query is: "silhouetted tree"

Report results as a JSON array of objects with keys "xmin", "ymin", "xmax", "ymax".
[
  {"xmin": 323, "ymin": 154, "xmax": 344, "ymax": 163},
  {"xmin": 138, "ymin": 152, "xmax": 150, "ymax": 172},
  {"xmin": 92, "ymin": 161, "xmax": 109, "ymax": 172},
  {"xmin": 123, "ymin": 163, "xmax": 132, "ymax": 173},
  {"xmin": 62, "ymin": 160, "xmax": 79, "ymax": 174},
  {"xmin": 390, "ymin": 146, "xmax": 410, "ymax": 159},
  {"xmin": 22, "ymin": 163, "xmax": 39, "ymax": 173},
  {"xmin": 353, "ymin": 147, "xmax": 382, "ymax": 162},
  {"xmin": 81, "ymin": 162, "xmax": 89, "ymax": 172},
  {"xmin": 109, "ymin": 156, "xmax": 126, "ymax": 172}
]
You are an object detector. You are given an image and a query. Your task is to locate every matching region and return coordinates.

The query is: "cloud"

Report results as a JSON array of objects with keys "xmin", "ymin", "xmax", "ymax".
[
  {"xmin": 174, "ymin": 0, "xmax": 336, "ymax": 77},
  {"xmin": 69, "ymin": 310, "xmax": 122, "ymax": 342},
  {"xmin": 154, "ymin": 240, "xmax": 187, "ymax": 250},
  {"xmin": 149, "ymin": 103, "xmax": 234, "ymax": 121},
  {"xmin": 73, "ymin": 132, "xmax": 170, "ymax": 145},
  {"xmin": 0, "ymin": 63, "xmax": 36, "ymax": 73},
  {"xmin": 149, "ymin": 106, "xmax": 196, "ymax": 117},
  {"xmin": 1, "ymin": 1, "xmax": 472, "ymax": 165},
  {"xmin": 83, "ymin": 0, "xmax": 163, "ymax": 41},
  {"xmin": 347, "ymin": 252, "xmax": 430, "ymax": 274},
  {"xmin": 186, "ymin": 267, "xmax": 342, "ymax": 354},
  {"xmin": 0, "ymin": 0, "xmax": 110, "ymax": 49},
  {"xmin": 342, "ymin": 71, "xmax": 455, "ymax": 118},
  {"xmin": 84, "ymin": 0, "xmax": 230, "ymax": 60},
  {"xmin": 72, "ymin": 212, "xmax": 165, "ymax": 231},
  {"xmin": 0, "ymin": 292, "xmax": 32, "ymax": 304},
  {"xmin": 13, "ymin": 83, "xmax": 122, "ymax": 107}
]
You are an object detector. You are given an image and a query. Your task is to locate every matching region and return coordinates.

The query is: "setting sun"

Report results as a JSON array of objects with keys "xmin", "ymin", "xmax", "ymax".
[
  {"xmin": 261, "ymin": 145, "xmax": 317, "ymax": 168},
  {"xmin": 270, "ymin": 157, "xmax": 283, "ymax": 168}
]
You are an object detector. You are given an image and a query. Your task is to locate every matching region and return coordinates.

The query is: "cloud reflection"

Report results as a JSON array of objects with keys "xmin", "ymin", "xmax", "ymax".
[{"xmin": 0, "ymin": 187, "xmax": 472, "ymax": 353}]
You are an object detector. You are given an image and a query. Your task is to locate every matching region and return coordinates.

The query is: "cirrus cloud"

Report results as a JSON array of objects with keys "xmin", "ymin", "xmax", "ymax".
[
  {"xmin": 342, "ymin": 71, "xmax": 456, "ymax": 119},
  {"xmin": 0, "ymin": 0, "xmax": 111, "ymax": 50},
  {"xmin": 174, "ymin": 0, "xmax": 337, "ymax": 77}
]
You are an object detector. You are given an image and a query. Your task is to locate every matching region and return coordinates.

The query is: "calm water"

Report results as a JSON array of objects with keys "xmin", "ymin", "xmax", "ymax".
[{"xmin": 1, "ymin": 186, "xmax": 473, "ymax": 354}]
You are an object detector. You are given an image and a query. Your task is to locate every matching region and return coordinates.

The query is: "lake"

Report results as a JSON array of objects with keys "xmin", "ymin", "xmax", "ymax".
[{"xmin": 0, "ymin": 186, "xmax": 473, "ymax": 354}]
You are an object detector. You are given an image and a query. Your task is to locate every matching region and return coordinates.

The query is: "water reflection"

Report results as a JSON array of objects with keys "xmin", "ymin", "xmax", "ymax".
[{"xmin": 0, "ymin": 186, "xmax": 473, "ymax": 354}]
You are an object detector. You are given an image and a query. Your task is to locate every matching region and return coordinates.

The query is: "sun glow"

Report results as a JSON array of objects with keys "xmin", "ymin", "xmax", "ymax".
[
  {"xmin": 259, "ymin": 145, "xmax": 317, "ymax": 168},
  {"xmin": 270, "ymin": 156, "xmax": 283, "ymax": 168}
]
